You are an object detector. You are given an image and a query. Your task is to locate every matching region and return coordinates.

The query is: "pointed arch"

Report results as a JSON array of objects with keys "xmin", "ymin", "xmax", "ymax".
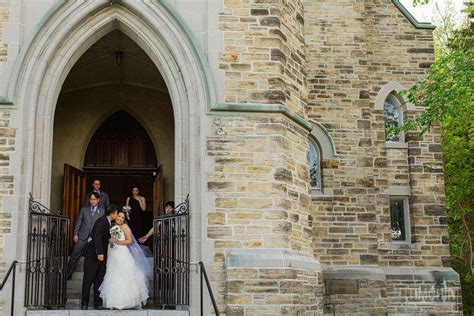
[
  {"xmin": 84, "ymin": 110, "xmax": 158, "ymax": 169},
  {"xmin": 10, "ymin": 2, "xmax": 214, "ymax": 203},
  {"xmin": 374, "ymin": 81, "xmax": 415, "ymax": 111}
]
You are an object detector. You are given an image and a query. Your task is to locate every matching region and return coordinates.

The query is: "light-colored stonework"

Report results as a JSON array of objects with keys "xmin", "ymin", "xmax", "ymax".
[
  {"xmin": 0, "ymin": 4, "xmax": 9, "ymax": 62},
  {"xmin": 0, "ymin": 0, "xmax": 463, "ymax": 315}
]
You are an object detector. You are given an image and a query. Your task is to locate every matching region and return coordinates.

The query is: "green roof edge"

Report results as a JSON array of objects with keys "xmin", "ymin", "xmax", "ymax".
[{"xmin": 391, "ymin": 0, "xmax": 436, "ymax": 29}]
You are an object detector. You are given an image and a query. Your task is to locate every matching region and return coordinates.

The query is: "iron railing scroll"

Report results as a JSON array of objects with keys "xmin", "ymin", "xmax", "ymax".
[
  {"xmin": 0, "ymin": 260, "xmax": 18, "ymax": 316},
  {"xmin": 199, "ymin": 261, "xmax": 219, "ymax": 316},
  {"xmin": 153, "ymin": 195, "xmax": 190, "ymax": 308},
  {"xmin": 25, "ymin": 194, "xmax": 69, "ymax": 309}
]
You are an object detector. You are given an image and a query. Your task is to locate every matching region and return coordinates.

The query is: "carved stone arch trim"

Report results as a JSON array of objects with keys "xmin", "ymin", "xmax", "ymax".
[
  {"xmin": 11, "ymin": 2, "xmax": 212, "ymax": 204},
  {"xmin": 308, "ymin": 120, "xmax": 337, "ymax": 159},
  {"xmin": 375, "ymin": 81, "xmax": 415, "ymax": 111}
]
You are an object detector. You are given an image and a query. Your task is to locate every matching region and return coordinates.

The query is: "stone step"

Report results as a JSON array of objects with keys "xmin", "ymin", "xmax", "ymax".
[
  {"xmin": 27, "ymin": 310, "xmax": 188, "ymax": 316},
  {"xmin": 67, "ymin": 256, "xmax": 154, "ymax": 300}
]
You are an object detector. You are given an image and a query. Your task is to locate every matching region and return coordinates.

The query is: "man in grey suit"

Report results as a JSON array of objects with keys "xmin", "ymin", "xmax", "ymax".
[
  {"xmin": 84, "ymin": 179, "xmax": 110, "ymax": 211},
  {"xmin": 66, "ymin": 192, "xmax": 104, "ymax": 280}
]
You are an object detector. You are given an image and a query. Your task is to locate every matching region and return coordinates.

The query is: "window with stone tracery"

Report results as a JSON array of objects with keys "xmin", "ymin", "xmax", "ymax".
[{"xmin": 384, "ymin": 94, "xmax": 404, "ymax": 142}]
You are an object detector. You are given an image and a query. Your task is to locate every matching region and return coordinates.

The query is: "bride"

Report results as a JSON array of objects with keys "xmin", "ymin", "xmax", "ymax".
[{"xmin": 99, "ymin": 210, "xmax": 149, "ymax": 309}]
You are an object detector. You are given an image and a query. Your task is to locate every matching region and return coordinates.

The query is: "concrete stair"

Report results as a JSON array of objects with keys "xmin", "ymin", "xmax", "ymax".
[
  {"xmin": 25, "ymin": 257, "xmax": 189, "ymax": 315},
  {"xmin": 27, "ymin": 311, "xmax": 188, "ymax": 316}
]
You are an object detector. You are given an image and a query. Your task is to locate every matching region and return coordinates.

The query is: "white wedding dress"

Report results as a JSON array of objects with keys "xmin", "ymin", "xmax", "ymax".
[{"xmin": 99, "ymin": 228, "xmax": 149, "ymax": 309}]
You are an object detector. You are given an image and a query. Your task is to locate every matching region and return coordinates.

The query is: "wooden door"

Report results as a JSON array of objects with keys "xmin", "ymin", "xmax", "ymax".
[
  {"xmin": 63, "ymin": 164, "xmax": 87, "ymax": 252},
  {"xmin": 153, "ymin": 165, "xmax": 163, "ymax": 216}
]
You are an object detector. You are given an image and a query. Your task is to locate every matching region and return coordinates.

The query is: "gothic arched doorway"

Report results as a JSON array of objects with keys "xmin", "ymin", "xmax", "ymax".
[
  {"xmin": 10, "ymin": 1, "xmax": 213, "ymax": 312},
  {"xmin": 55, "ymin": 30, "xmax": 174, "ymax": 252}
]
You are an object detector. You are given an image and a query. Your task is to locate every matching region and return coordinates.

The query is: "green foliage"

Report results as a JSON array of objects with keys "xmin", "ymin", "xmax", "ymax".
[{"xmin": 413, "ymin": 0, "xmax": 430, "ymax": 5}]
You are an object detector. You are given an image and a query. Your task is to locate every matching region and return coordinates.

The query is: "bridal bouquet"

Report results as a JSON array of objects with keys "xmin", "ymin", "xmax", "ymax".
[{"xmin": 109, "ymin": 225, "xmax": 121, "ymax": 248}]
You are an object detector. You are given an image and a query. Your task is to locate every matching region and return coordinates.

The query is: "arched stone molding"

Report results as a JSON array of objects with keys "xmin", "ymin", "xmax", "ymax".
[
  {"xmin": 374, "ymin": 81, "xmax": 415, "ymax": 111},
  {"xmin": 308, "ymin": 120, "xmax": 337, "ymax": 159},
  {"xmin": 4, "ymin": 2, "xmax": 214, "ymax": 313}
]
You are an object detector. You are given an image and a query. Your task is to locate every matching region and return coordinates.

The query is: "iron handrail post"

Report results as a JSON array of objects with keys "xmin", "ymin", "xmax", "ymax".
[
  {"xmin": 200, "ymin": 263, "xmax": 203, "ymax": 316},
  {"xmin": 0, "ymin": 260, "xmax": 19, "ymax": 316},
  {"xmin": 199, "ymin": 261, "xmax": 219, "ymax": 316}
]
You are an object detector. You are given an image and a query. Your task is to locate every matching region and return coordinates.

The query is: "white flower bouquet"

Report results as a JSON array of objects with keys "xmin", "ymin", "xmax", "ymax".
[{"xmin": 109, "ymin": 225, "xmax": 121, "ymax": 248}]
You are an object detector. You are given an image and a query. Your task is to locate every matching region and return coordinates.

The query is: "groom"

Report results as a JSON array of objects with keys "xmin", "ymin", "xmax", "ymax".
[{"xmin": 81, "ymin": 204, "xmax": 118, "ymax": 310}]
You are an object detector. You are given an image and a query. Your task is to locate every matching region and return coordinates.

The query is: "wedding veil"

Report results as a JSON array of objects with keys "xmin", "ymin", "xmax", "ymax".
[{"xmin": 128, "ymin": 234, "xmax": 153, "ymax": 285}]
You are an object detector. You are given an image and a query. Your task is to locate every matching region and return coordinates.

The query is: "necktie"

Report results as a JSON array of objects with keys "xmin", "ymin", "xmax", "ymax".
[{"xmin": 91, "ymin": 207, "xmax": 96, "ymax": 215}]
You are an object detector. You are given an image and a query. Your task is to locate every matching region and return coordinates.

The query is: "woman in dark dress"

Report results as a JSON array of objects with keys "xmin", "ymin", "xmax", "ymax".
[{"xmin": 125, "ymin": 186, "xmax": 146, "ymax": 240}]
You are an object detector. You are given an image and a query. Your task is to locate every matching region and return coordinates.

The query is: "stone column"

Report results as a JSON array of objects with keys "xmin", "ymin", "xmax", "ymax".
[{"xmin": 209, "ymin": 1, "xmax": 323, "ymax": 314}]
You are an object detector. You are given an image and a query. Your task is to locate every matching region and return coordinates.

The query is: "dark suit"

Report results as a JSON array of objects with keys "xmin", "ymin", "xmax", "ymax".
[
  {"xmin": 81, "ymin": 215, "xmax": 111, "ymax": 308},
  {"xmin": 66, "ymin": 206, "xmax": 104, "ymax": 278},
  {"xmin": 85, "ymin": 190, "xmax": 110, "ymax": 211}
]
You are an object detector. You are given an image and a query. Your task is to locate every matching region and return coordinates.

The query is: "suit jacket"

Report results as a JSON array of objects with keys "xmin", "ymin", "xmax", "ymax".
[
  {"xmin": 74, "ymin": 206, "xmax": 104, "ymax": 241},
  {"xmin": 84, "ymin": 215, "xmax": 111, "ymax": 259},
  {"xmin": 85, "ymin": 190, "xmax": 110, "ymax": 210}
]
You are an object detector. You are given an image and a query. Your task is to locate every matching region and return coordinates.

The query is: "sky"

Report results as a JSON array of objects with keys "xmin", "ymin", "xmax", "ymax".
[{"xmin": 400, "ymin": 0, "xmax": 467, "ymax": 25}]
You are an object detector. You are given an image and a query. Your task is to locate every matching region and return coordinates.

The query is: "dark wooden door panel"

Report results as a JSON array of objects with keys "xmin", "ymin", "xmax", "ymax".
[
  {"xmin": 84, "ymin": 110, "xmax": 157, "ymax": 169},
  {"xmin": 63, "ymin": 164, "xmax": 87, "ymax": 252},
  {"xmin": 153, "ymin": 165, "xmax": 163, "ymax": 216}
]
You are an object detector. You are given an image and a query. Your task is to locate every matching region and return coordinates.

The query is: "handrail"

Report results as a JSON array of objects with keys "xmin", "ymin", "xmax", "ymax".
[
  {"xmin": 199, "ymin": 261, "xmax": 219, "ymax": 316},
  {"xmin": 0, "ymin": 260, "xmax": 18, "ymax": 316}
]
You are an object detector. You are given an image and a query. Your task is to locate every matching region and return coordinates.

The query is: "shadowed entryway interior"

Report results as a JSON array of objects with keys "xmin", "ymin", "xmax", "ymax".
[
  {"xmin": 50, "ymin": 30, "xmax": 175, "ymax": 215},
  {"xmin": 84, "ymin": 110, "xmax": 158, "ymax": 207},
  {"xmin": 49, "ymin": 29, "xmax": 176, "ymax": 308}
]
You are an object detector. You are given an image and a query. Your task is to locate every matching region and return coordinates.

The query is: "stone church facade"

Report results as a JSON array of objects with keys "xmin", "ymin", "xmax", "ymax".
[{"xmin": 0, "ymin": 0, "xmax": 463, "ymax": 315}]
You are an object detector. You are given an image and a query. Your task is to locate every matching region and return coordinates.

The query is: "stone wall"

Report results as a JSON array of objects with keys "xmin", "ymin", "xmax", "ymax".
[
  {"xmin": 306, "ymin": 0, "xmax": 448, "ymax": 268},
  {"xmin": 305, "ymin": 0, "xmax": 378, "ymax": 267},
  {"xmin": 220, "ymin": 0, "xmax": 307, "ymax": 115},
  {"xmin": 0, "ymin": 4, "xmax": 9, "ymax": 62},
  {"xmin": 386, "ymin": 278, "xmax": 461, "ymax": 315},
  {"xmin": 226, "ymin": 265, "xmax": 323, "ymax": 315},
  {"xmin": 0, "ymin": 109, "xmax": 13, "ymax": 313},
  {"xmin": 0, "ymin": 3, "xmax": 12, "ymax": 311},
  {"xmin": 207, "ymin": 113, "xmax": 317, "ymax": 311},
  {"xmin": 322, "ymin": 267, "xmax": 462, "ymax": 315}
]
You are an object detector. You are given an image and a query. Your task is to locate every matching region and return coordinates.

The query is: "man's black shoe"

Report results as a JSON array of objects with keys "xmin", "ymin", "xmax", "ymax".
[
  {"xmin": 80, "ymin": 305, "xmax": 88, "ymax": 310},
  {"xmin": 95, "ymin": 305, "xmax": 106, "ymax": 310}
]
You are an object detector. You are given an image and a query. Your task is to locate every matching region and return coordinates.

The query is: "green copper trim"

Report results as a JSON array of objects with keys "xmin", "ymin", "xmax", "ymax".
[
  {"xmin": 391, "ymin": 0, "xmax": 435, "ymax": 29},
  {"xmin": 211, "ymin": 102, "xmax": 313, "ymax": 131},
  {"xmin": 157, "ymin": 0, "xmax": 217, "ymax": 108}
]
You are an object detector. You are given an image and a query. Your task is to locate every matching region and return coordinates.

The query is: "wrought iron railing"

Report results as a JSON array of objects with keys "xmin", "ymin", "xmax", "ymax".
[
  {"xmin": 0, "ymin": 260, "xmax": 18, "ymax": 316},
  {"xmin": 153, "ymin": 195, "xmax": 190, "ymax": 308},
  {"xmin": 199, "ymin": 262, "xmax": 219, "ymax": 316},
  {"xmin": 25, "ymin": 195, "xmax": 69, "ymax": 309}
]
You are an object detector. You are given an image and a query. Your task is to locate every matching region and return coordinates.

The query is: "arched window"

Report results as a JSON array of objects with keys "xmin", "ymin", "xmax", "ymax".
[
  {"xmin": 384, "ymin": 94, "xmax": 404, "ymax": 142},
  {"xmin": 309, "ymin": 140, "xmax": 321, "ymax": 190},
  {"xmin": 308, "ymin": 121, "xmax": 336, "ymax": 197}
]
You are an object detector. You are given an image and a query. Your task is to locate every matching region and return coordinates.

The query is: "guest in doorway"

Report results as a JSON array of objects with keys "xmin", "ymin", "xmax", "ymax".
[
  {"xmin": 85, "ymin": 179, "xmax": 110, "ymax": 211},
  {"xmin": 66, "ymin": 192, "xmax": 103, "ymax": 280},
  {"xmin": 138, "ymin": 201, "xmax": 174, "ymax": 244},
  {"xmin": 125, "ymin": 185, "xmax": 146, "ymax": 240}
]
